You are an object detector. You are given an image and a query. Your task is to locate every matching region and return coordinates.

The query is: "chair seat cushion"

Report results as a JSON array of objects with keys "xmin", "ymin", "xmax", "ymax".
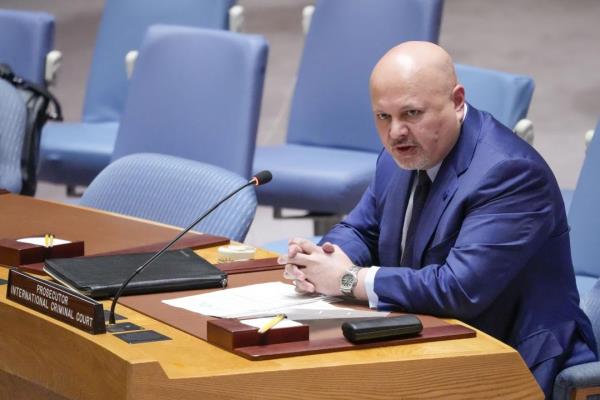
[
  {"xmin": 254, "ymin": 144, "xmax": 378, "ymax": 213},
  {"xmin": 39, "ymin": 121, "xmax": 119, "ymax": 186},
  {"xmin": 553, "ymin": 361, "xmax": 600, "ymax": 400}
]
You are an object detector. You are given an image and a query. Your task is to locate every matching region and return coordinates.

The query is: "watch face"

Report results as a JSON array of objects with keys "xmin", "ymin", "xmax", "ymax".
[{"xmin": 341, "ymin": 273, "xmax": 354, "ymax": 289}]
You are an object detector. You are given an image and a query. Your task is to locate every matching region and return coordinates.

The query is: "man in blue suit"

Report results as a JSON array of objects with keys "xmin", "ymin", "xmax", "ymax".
[{"xmin": 281, "ymin": 41, "xmax": 597, "ymax": 397}]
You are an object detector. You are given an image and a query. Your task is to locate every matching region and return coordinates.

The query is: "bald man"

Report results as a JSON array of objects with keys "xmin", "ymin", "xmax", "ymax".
[{"xmin": 281, "ymin": 42, "xmax": 597, "ymax": 397}]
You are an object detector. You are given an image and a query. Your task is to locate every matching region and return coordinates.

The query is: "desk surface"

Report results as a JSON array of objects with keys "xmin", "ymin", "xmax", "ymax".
[{"xmin": 0, "ymin": 194, "xmax": 543, "ymax": 399}]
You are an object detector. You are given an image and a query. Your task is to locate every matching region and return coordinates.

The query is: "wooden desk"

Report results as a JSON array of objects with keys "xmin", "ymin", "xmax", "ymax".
[{"xmin": 0, "ymin": 194, "xmax": 543, "ymax": 399}]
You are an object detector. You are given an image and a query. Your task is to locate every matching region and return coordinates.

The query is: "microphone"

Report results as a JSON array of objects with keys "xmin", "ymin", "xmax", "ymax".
[
  {"xmin": 251, "ymin": 170, "xmax": 272, "ymax": 186},
  {"xmin": 107, "ymin": 170, "xmax": 272, "ymax": 324}
]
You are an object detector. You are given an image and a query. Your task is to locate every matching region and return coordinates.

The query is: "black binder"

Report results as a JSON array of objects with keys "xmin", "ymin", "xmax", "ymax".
[{"xmin": 43, "ymin": 248, "xmax": 227, "ymax": 298}]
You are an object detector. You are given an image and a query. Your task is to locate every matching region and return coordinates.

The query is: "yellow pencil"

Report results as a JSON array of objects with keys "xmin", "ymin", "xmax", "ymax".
[
  {"xmin": 257, "ymin": 314, "xmax": 286, "ymax": 334},
  {"xmin": 48, "ymin": 233, "xmax": 54, "ymax": 247}
]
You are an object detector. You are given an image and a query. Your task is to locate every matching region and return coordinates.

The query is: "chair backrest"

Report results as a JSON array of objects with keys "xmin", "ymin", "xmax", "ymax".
[
  {"xmin": 582, "ymin": 278, "xmax": 600, "ymax": 354},
  {"xmin": 111, "ymin": 25, "xmax": 268, "ymax": 179},
  {"xmin": 286, "ymin": 0, "xmax": 443, "ymax": 153},
  {"xmin": 0, "ymin": 9, "xmax": 54, "ymax": 86},
  {"xmin": 80, "ymin": 153, "xmax": 257, "ymax": 242},
  {"xmin": 82, "ymin": 0, "xmax": 236, "ymax": 123},
  {"xmin": 569, "ymin": 119, "xmax": 600, "ymax": 278},
  {"xmin": 0, "ymin": 79, "xmax": 26, "ymax": 193},
  {"xmin": 455, "ymin": 63, "xmax": 534, "ymax": 129}
]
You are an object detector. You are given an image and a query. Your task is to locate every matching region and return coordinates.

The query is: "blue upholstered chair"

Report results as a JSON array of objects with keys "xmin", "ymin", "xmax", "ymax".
[
  {"xmin": 253, "ymin": 0, "xmax": 444, "ymax": 234},
  {"xmin": 0, "ymin": 80, "xmax": 27, "ymax": 193},
  {"xmin": 562, "ymin": 126, "xmax": 598, "ymax": 213},
  {"xmin": 562, "ymin": 190, "xmax": 575, "ymax": 216},
  {"xmin": 553, "ymin": 278, "xmax": 600, "ymax": 399},
  {"xmin": 39, "ymin": 0, "xmax": 238, "ymax": 190},
  {"xmin": 566, "ymin": 119, "xmax": 600, "ymax": 300},
  {"xmin": 80, "ymin": 153, "xmax": 257, "ymax": 242},
  {"xmin": 456, "ymin": 64, "xmax": 535, "ymax": 144},
  {"xmin": 0, "ymin": 9, "xmax": 55, "ymax": 86},
  {"xmin": 110, "ymin": 25, "xmax": 267, "ymax": 179}
]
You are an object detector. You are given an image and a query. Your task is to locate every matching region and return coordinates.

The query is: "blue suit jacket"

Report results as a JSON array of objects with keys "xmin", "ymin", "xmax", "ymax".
[{"xmin": 323, "ymin": 105, "xmax": 597, "ymax": 396}]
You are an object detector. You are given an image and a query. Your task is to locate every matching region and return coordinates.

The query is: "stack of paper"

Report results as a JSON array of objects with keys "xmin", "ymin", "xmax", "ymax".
[{"xmin": 162, "ymin": 282, "xmax": 389, "ymax": 320}]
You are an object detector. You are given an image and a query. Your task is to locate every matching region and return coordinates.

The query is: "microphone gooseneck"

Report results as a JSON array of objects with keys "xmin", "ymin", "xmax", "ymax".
[{"xmin": 108, "ymin": 170, "xmax": 272, "ymax": 324}]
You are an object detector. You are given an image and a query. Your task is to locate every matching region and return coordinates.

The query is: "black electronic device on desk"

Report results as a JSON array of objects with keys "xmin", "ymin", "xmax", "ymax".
[{"xmin": 342, "ymin": 315, "xmax": 423, "ymax": 343}]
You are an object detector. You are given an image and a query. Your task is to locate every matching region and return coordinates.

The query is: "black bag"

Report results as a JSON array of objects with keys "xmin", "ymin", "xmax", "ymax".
[{"xmin": 0, "ymin": 63, "xmax": 62, "ymax": 196}]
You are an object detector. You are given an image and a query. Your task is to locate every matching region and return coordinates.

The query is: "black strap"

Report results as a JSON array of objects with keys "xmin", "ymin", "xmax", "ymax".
[{"xmin": 0, "ymin": 63, "xmax": 62, "ymax": 121}]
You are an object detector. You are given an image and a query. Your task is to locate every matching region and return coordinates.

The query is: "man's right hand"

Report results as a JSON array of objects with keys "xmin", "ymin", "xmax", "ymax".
[
  {"xmin": 280, "ymin": 238, "xmax": 320, "ymax": 293},
  {"xmin": 279, "ymin": 238, "xmax": 352, "ymax": 296}
]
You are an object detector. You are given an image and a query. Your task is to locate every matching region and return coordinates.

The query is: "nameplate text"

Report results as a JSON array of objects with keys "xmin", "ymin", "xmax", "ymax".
[{"xmin": 6, "ymin": 269, "xmax": 106, "ymax": 334}]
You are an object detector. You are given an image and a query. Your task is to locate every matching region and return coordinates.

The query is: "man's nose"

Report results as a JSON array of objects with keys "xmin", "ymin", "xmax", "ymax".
[{"xmin": 389, "ymin": 119, "xmax": 408, "ymax": 140}]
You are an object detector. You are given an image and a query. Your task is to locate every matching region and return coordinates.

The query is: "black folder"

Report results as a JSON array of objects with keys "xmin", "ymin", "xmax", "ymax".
[{"xmin": 43, "ymin": 248, "xmax": 227, "ymax": 298}]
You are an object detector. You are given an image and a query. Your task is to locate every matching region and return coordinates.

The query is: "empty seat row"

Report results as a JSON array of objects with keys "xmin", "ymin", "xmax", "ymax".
[
  {"xmin": 0, "ymin": 1, "xmax": 537, "ymax": 235},
  {"xmin": 2, "ymin": 0, "xmax": 539, "ymax": 230}
]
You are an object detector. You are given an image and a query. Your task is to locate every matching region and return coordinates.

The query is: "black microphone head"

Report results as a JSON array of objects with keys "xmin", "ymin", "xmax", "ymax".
[{"xmin": 252, "ymin": 170, "xmax": 272, "ymax": 186}]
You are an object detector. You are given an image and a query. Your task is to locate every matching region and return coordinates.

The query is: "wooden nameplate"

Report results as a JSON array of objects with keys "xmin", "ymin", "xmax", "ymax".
[
  {"xmin": 0, "ymin": 237, "xmax": 84, "ymax": 267},
  {"xmin": 207, "ymin": 318, "xmax": 309, "ymax": 351},
  {"xmin": 6, "ymin": 269, "xmax": 105, "ymax": 334}
]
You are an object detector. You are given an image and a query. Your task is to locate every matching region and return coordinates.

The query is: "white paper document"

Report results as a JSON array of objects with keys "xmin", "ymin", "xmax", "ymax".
[
  {"xmin": 278, "ymin": 303, "xmax": 389, "ymax": 320},
  {"xmin": 162, "ymin": 281, "xmax": 389, "ymax": 320},
  {"xmin": 239, "ymin": 317, "xmax": 303, "ymax": 329},
  {"xmin": 17, "ymin": 237, "xmax": 70, "ymax": 247}
]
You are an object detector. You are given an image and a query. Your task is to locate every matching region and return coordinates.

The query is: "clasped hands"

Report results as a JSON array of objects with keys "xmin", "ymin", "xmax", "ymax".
[{"xmin": 278, "ymin": 238, "xmax": 353, "ymax": 297}]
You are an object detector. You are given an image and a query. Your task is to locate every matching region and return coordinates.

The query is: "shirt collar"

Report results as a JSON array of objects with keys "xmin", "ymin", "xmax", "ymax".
[{"xmin": 426, "ymin": 163, "xmax": 441, "ymax": 182}]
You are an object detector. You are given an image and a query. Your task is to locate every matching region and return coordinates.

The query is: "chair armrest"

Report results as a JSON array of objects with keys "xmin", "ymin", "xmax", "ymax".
[
  {"xmin": 585, "ymin": 128, "xmax": 595, "ymax": 149},
  {"xmin": 302, "ymin": 5, "xmax": 315, "ymax": 35},
  {"xmin": 514, "ymin": 118, "xmax": 534, "ymax": 145},
  {"xmin": 125, "ymin": 50, "xmax": 139, "ymax": 79},
  {"xmin": 45, "ymin": 50, "xmax": 62, "ymax": 86},
  {"xmin": 553, "ymin": 362, "xmax": 600, "ymax": 400},
  {"xmin": 229, "ymin": 5, "xmax": 245, "ymax": 33}
]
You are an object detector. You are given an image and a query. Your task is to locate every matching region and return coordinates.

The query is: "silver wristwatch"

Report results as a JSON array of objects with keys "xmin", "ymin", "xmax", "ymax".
[{"xmin": 340, "ymin": 266, "xmax": 362, "ymax": 297}]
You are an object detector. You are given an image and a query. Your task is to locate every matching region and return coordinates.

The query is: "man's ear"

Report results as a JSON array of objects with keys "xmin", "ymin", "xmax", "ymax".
[
  {"xmin": 452, "ymin": 85, "xmax": 465, "ymax": 121},
  {"xmin": 452, "ymin": 85, "xmax": 465, "ymax": 111}
]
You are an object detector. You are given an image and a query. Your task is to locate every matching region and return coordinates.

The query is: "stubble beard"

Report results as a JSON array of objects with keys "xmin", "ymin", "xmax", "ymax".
[{"xmin": 390, "ymin": 148, "xmax": 431, "ymax": 171}]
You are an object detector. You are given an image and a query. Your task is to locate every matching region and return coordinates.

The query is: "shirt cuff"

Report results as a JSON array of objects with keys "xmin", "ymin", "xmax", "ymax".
[{"xmin": 364, "ymin": 266, "xmax": 380, "ymax": 308}]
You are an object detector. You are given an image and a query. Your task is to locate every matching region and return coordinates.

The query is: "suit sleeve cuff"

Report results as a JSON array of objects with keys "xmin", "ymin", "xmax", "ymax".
[{"xmin": 364, "ymin": 266, "xmax": 380, "ymax": 308}]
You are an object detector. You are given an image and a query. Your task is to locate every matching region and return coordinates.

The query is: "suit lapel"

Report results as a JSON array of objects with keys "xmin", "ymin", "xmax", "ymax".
[
  {"xmin": 412, "ymin": 104, "xmax": 483, "ymax": 267},
  {"xmin": 412, "ymin": 165, "xmax": 457, "ymax": 266}
]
